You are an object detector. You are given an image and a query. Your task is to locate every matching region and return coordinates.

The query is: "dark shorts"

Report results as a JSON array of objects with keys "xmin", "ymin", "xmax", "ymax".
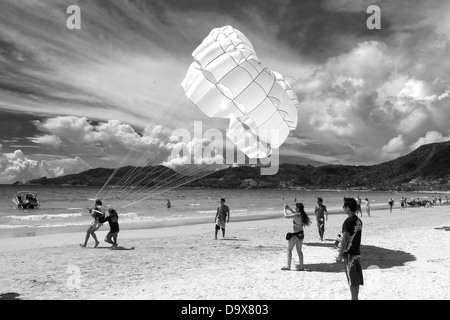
[
  {"xmin": 343, "ymin": 254, "xmax": 364, "ymax": 286},
  {"xmin": 286, "ymin": 231, "xmax": 304, "ymax": 241},
  {"xmin": 215, "ymin": 224, "xmax": 225, "ymax": 231},
  {"xmin": 317, "ymin": 218, "xmax": 325, "ymax": 231},
  {"xmin": 105, "ymin": 231, "xmax": 119, "ymax": 242}
]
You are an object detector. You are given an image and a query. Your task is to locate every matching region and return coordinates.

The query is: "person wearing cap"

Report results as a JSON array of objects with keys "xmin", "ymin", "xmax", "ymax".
[{"xmin": 80, "ymin": 199, "xmax": 105, "ymax": 248}]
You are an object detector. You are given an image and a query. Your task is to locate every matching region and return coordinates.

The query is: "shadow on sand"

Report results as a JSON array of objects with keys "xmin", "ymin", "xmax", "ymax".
[
  {"xmin": 304, "ymin": 243, "xmax": 416, "ymax": 273},
  {"xmin": 434, "ymin": 226, "xmax": 450, "ymax": 231},
  {"xmin": 0, "ymin": 292, "xmax": 21, "ymax": 300},
  {"xmin": 85, "ymin": 246, "xmax": 135, "ymax": 250}
]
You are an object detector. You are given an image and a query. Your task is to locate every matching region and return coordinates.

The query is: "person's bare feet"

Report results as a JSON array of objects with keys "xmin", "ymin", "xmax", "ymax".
[
  {"xmin": 94, "ymin": 241, "xmax": 100, "ymax": 248},
  {"xmin": 80, "ymin": 244, "xmax": 86, "ymax": 248}
]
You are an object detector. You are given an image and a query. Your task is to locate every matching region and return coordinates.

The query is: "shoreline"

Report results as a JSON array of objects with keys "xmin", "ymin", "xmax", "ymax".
[{"xmin": 0, "ymin": 204, "xmax": 398, "ymax": 240}]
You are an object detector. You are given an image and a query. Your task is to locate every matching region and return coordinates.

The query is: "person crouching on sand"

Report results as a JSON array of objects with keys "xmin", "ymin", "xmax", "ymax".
[
  {"xmin": 100, "ymin": 208, "xmax": 120, "ymax": 249},
  {"xmin": 80, "ymin": 199, "xmax": 105, "ymax": 248},
  {"xmin": 282, "ymin": 202, "xmax": 311, "ymax": 271}
]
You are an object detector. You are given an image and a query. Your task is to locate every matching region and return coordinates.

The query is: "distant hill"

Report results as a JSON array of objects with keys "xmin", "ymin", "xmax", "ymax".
[{"xmin": 23, "ymin": 141, "xmax": 450, "ymax": 191}]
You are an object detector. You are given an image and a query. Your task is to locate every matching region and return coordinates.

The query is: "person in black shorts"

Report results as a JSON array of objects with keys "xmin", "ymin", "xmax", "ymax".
[
  {"xmin": 314, "ymin": 197, "xmax": 328, "ymax": 241},
  {"xmin": 100, "ymin": 208, "xmax": 120, "ymax": 248},
  {"xmin": 214, "ymin": 198, "xmax": 230, "ymax": 239},
  {"xmin": 282, "ymin": 202, "xmax": 311, "ymax": 271},
  {"xmin": 336, "ymin": 197, "xmax": 363, "ymax": 300}
]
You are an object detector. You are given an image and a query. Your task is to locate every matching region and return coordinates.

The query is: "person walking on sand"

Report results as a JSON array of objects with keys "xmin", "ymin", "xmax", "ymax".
[
  {"xmin": 282, "ymin": 202, "xmax": 311, "ymax": 271},
  {"xmin": 356, "ymin": 195, "xmax": 362, "ymax": 216},
  {"xmin": 314, "ymin": 197, "xmax": 328, "ymax": 241},
  {"xmin": 100, "ymin": 208, "xmax": 120, "ymax": 249},
  {"xmin": 214, "ymin": 198, "xmax": 230, "ymax": 239},
  {"xmin": 400, "ymin": 197, "xmax": 405, "ymax": 211},
  {"xmin": 80, "ymin": 199, "xmax": 105, "ymax": 248},
  {"xmin": 336, "ymin": 197, "xmax": 363, "ymax": 300},
  {"xmin": 388, "ymin": 197, "xmax": 394, "ymax": 213},
  {"xmin": 365, "ymin": 198, "xmax": 371, "ymax": 217},
  {"xmin": 166, "ymin": 199, "xmax": 171, "ymax": 209}
]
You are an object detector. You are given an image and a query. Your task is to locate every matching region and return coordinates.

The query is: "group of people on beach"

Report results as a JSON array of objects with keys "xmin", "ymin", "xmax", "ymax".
[
  {"xmin": 80, "ymin": 199, "xmax": 120, "ymax": 249},
  {"xmin": 282, "ymin": 197, "xmax": 364, "ymax": 300},
  {"xmin": 80, "ymin": 195, "xmax": 364, "ymax": 299},
  {"xmin": 354, "ymin": 195, "xmax": 371, "ymax": 217}
]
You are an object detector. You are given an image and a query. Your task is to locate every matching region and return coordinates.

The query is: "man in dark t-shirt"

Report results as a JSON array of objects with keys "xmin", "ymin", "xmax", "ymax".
[
  {"xmin": 100, "ymin": 208, "xmax": 120, "ymax": 248},
  {"xmin": 215, "ymin": 198, "xmax": 230, "ymax": 240},
  {"xmin": 337, "ymin": 197, "xmax": 363, "ymax": 300}
]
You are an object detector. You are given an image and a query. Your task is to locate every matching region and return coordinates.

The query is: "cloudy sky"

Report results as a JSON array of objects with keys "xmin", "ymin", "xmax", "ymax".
[{"xmin": 1, "ymin": 0, "xmax": 450, "ymax": 184}]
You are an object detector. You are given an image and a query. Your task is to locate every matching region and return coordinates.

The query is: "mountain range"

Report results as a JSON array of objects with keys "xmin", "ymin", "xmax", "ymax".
[{"xmin": 20, "ymin": 141, "xmax": 450, "ymax": 191}]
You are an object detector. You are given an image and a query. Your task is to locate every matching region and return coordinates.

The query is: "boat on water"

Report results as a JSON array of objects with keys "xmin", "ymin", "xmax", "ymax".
[{"xmin": 12, "ymin": 191, "xmax": 40, "ymax": 210}]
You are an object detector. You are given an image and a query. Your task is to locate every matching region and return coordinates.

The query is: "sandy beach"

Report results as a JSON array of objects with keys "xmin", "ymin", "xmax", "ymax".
[{"xmin": 0, "ymin": 204, "xmax": 449, "ymax": 301}]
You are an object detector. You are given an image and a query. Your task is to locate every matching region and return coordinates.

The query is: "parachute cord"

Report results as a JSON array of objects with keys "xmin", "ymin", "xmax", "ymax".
[
  {"xmin": 94, "ymin": 86, "xmax": 188, "ymax": 202},
  {"xmin": 117, "ymin": 164, "xmax": 220, "ymax": 210}
]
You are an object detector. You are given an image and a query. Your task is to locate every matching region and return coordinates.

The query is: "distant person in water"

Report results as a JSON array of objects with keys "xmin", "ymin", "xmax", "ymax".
[
  {"xmin": 314, "ymin": 197, "xmax": 328, "ymax": 241},
  {"xmin": 282, "ymin": 202, "xmax": 311, "ymax": 271},
  {"xmin": 215, "ymin": 198, "xmax": 230, "ymax": 239},
  {"xmin": 80, "ymin": 199, "xmax": 105, "ymax": 248},
  {"xmin": 100, "ymin": 208, "xmax": 120, "ymax": 248},
  {"xmin": 166, "ymin": 199, "xmax": 171, "ymax": 209}
]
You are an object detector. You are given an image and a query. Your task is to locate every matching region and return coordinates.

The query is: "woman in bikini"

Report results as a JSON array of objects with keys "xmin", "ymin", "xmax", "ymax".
[{"xmin": 282, "ymin": 202, "xmax": 311, "ymax": 271}]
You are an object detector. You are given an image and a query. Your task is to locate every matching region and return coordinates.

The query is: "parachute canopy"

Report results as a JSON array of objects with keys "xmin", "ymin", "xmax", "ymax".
[{"xmin": 181, "ymin": 25, "xmax": 298, "ymax": 158}]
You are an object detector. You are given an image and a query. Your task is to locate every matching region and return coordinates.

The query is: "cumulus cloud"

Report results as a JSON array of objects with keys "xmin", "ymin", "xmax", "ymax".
[
  {"xmin": 1, "ymin": 0, "xmax": 450, "ymax": 171},
  {"xmin": 409, "ymin": 131, "xmax": 450, "ymax": 150},
  {"xmin": 0, "ymin": 149, "xmax": 90, "ymax": 184},
  {"xmin": 29, "ymin": 135, "xmax": 63, "ymax": 148},
  {"xmin": 162, "ymin": 137, "xmax": 227, "ymax": 175},
  {"xmin": 1, "ymin": 115, "xmax": 229, "ymax": 183},
  {"xmin": 381, "ymin": 135, "xmax": 406, "ymax": 158},
  {"xmin": 292, "ymin": 29, "xmax": 450, "ymax": 164}
]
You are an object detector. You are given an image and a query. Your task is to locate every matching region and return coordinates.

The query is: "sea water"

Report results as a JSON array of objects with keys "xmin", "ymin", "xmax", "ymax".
[{"xmin": 0, "ymin": 184, "xmax": 448, "ymax": 238}]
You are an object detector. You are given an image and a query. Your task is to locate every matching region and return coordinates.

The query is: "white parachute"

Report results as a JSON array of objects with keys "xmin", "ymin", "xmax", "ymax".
[{"xmin": 181, "ymin": 25, "xmax": 298, "ymax": 158}]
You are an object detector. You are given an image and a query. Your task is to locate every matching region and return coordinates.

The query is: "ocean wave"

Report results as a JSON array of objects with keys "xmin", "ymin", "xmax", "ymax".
[
  {"xmin": 5, "ymin": 213, "xmax": 83, "ymax": 220},
  {"xmin": 0, "ymin": 224, "xmax": 32, "ymax": 229},
  {"xmin": 197, "ymin": 210, "xmax": 215, "ymax": 214},
  {"xmin": 195, "ymin": 208, "xmax": 249, "ymax": 214}
]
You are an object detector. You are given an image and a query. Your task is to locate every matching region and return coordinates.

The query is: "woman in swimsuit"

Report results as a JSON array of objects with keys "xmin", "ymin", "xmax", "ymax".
[{"xmin": 282, "ymin": 202, "xmax": 311, "ymax": 271}]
